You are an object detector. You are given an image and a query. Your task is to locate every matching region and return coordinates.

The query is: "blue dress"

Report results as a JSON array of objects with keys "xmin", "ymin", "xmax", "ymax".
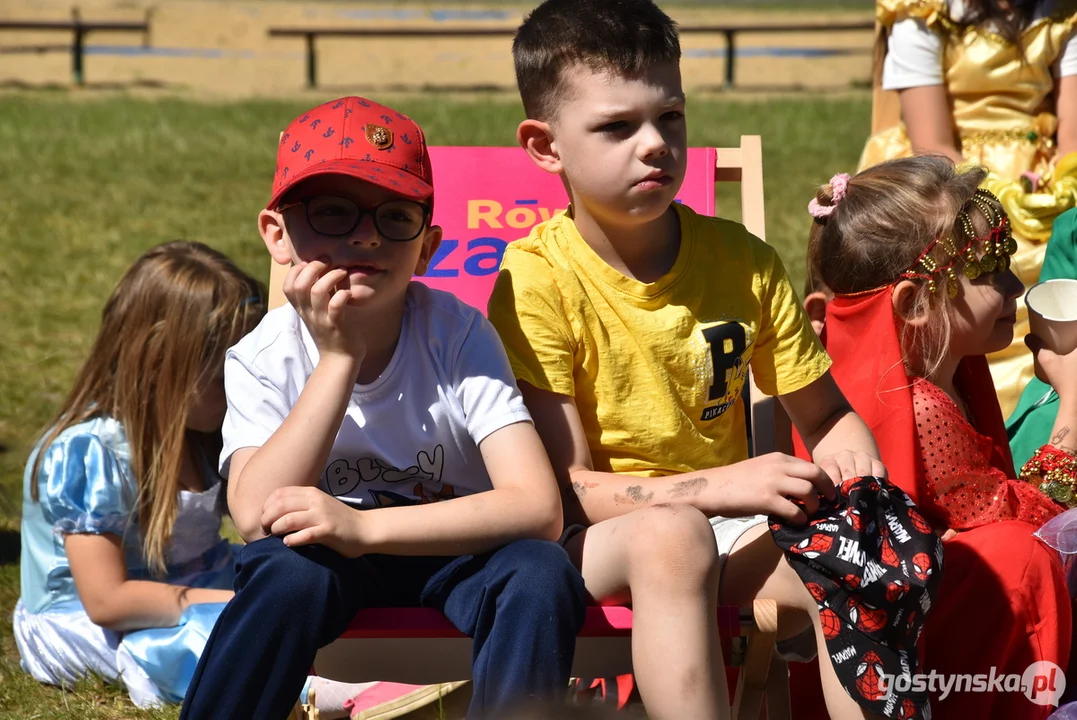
[{"xmin": 14, "ymin": 416, "xmax": 236, "ymax": 707}]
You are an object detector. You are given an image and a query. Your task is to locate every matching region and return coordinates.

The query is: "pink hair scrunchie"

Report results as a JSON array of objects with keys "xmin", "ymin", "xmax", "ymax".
[{"xmin": 808, "ymin": 173, "xmax": 851, "ymax": 219}]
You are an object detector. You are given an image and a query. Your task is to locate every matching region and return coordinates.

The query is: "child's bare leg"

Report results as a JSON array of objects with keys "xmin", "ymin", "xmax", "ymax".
[
  {"xmin": 720, "ymin": 524, "xmax": 886, "ymax": 720},
  {"xmin": 565, "ymin": 504, "xmax": 725, "ymax": 720}
]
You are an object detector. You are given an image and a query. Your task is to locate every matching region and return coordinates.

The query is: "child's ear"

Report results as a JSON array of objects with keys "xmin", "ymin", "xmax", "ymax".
[
  {"xmin": 803, "ymin": 291, "xmax": 830, "ymax": 337},
  {"xmin": 517, "ymin": 119, "xmax": 561, "ymax": 175},
  {"xmin": 413, "ymin": 225, "xmax": 443, "ymax": 277},
  {"xmin": 892, "ymin": 279, "xmax": 932, "ymax": 327},
  {"xmin": 259, "ymin": 209, "xmax": 293, "ymax": 266}
]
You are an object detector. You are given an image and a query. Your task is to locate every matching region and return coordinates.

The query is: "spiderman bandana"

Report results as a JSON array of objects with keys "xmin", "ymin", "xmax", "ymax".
[{"xmin": 770, "ymin": 475, "xmax": 944, "ymax": 720}]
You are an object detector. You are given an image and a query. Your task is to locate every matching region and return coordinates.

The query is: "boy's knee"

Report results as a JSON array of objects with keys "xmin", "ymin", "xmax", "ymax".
[
  {"xmin": 237, "ymin": 536, "xmax": 357, "ymax": 607},
  {"xmin": 627, "ymin": 505, "xmax": 719, "ymax": 587},
  {"xmin": 496, "ymin": 539, "xmax": 586, "ymax": 603}
]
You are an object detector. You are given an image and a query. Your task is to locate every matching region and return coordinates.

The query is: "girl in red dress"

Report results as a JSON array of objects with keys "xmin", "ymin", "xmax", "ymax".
[{"xmin": 793, "ymin": 155, "xmax": 1075, "ymax": 719}]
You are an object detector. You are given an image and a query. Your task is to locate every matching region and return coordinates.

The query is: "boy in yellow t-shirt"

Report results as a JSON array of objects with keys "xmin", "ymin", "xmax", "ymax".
[{"xmin": 489, "ymin": 1, "xmax": 889, "ymax": 718}]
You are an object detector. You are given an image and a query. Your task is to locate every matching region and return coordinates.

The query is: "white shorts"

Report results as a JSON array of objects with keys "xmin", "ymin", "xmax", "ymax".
[{"xmin": 709, "ymin": 514, "xmax": 768, "ymax": 576}]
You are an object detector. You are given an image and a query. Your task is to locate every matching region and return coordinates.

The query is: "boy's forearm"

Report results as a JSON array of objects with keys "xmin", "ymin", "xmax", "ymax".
[
  {"xmin": 231, "ymin": 355, "xmax": 358, "ymax": 539},
  {"xmin": 357, "ymin": 487, "xmax": 563, "ymax": 555},
  {"xmin": 561, "ymin": 469, "xmax": 712, "ymax": 525}
]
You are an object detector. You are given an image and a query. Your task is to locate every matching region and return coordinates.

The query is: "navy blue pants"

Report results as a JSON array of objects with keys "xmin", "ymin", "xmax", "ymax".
[{"xmin": 179, "ymin": 536, "xmax": 586, "ymax": 720}]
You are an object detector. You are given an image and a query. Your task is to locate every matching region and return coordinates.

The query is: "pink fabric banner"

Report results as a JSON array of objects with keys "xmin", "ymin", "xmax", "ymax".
[{"xmin": 417, "ymin": 146, "xmax": 717, "ymax": 313}]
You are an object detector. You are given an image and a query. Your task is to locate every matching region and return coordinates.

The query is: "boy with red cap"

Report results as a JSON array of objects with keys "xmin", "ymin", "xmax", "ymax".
[{"xmin": 179, "ymin": 96, "xmax": 586, "ymax": 720}]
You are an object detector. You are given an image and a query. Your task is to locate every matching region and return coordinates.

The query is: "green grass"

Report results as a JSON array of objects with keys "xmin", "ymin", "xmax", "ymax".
[{"xmin": 0, "ymin": 91, "xmax": 871, "ymax": 718}]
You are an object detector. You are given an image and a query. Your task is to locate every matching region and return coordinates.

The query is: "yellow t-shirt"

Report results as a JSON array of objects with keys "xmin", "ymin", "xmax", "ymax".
[{"xmin": 488, "ymin": 203, "xmax": 831, "ymax": 477}]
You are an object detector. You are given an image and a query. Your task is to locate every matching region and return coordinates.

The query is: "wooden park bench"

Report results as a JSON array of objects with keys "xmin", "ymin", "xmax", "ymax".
[
  {"xmin": 265, "ymin": 21, "xmax": 874, "ymax": 90},
  {"xmin": 0, "ymin": 8, "xmax": 152, "ymax": 85}
]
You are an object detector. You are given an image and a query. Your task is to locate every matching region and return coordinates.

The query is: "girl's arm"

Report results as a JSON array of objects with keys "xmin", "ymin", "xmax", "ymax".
[
  {"xmin": 1028, "ymin": 337, "xmax": 1077, "ymax": 458},
  {"xmin": 66, "ymin": 533, "xmax": 233, "ymax": 632},
  {"xmin": 1047, "ymin": 400, "xmax": 1077, "ymax": 457},
  {"xmin": 260, "ymin": 421, "xmax": 565, "ymax": 557},
  {"xmin": 1056, "ymin": 75, "xmax": 1077, "ymax": 159},
  {"xmin": 900, "ymin": 85, "xmax": 964, "ymax": 164}
]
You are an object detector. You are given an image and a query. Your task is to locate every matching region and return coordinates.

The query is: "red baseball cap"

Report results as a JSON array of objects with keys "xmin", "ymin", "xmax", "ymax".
[{"xmin": 267, "ymin": 97, "xmax": 434, "ymax": 211}]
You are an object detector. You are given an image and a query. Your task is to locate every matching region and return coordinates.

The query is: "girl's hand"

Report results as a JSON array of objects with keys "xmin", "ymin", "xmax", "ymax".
[
  {"xmin": 283, "ymin": 259, "xmax": 366, "ymax": 364},
  {"xmin": 696, "ymin": 453, "xmax": 838, "ymax": 525},
  {"xmin": 815, "ymin": 449, "xmax": 888, "ymax": 486},
  {"xmin": 1026, "ymin": 334, "xmax": 1077, "ymax": 401},
  {"xmin": 261, "ymin": 486, "xmax": 368, "ymax": 557},
  {"xmin": 936, "ymin": 528, "xmax": 959, "ymax": 542}
]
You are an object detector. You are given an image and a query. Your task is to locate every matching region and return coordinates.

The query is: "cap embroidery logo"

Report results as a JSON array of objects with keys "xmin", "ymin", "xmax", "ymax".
[{"xmin": 365, "ymin": 124, "xmax": 393, "ymax": 151}]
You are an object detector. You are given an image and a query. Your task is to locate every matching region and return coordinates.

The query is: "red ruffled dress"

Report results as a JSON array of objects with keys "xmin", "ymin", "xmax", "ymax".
[{"xmin": 790, "ymin": 289, "xmax": 1070, "ymax": 720}]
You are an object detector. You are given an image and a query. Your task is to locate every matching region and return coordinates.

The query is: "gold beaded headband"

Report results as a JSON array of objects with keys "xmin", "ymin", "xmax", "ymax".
[{"xmin": 900, "ymin": 189, "xmax": 1017, "ymax": 299}]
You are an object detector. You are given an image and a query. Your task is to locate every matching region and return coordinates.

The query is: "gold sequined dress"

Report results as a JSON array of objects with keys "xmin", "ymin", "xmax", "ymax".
[{"xmin": 860, "ymin": 0, "xmax": 1077, "ymax": 416}]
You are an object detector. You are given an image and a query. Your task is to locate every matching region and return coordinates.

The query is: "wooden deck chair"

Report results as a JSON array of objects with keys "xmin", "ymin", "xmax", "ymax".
[{"xmin": 267, "ymin": 139, "xmax": 793, "ymax": 720}]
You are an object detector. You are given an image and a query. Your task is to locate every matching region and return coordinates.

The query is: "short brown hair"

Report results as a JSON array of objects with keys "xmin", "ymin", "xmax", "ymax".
[{"xmin": 512, "ymin": 0, "xmax": 680, "ymax": 121}]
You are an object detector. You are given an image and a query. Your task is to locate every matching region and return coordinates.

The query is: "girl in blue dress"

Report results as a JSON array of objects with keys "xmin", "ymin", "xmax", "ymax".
[{"xmin": 13, "ymin": 241, "xmax": 264, "ymax": 707}]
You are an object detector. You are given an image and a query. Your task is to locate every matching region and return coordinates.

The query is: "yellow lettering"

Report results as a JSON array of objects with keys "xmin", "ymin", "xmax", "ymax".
[
  {"xmin": 505, "ymin": 207, "xmax": 537, "ymax": 229},
  {"xmin": 467, "ymin": 200, "xmax": 503, "ymax": 229}
]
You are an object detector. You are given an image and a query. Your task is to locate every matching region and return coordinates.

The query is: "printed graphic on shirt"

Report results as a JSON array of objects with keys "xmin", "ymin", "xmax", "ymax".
[
  {"xmin": 700, "ymin": 321, "xmax": 753, "ymax": 421},
  {"xmin": 322, "ymin": 444, "xmax": 458, "ymax": 507}
]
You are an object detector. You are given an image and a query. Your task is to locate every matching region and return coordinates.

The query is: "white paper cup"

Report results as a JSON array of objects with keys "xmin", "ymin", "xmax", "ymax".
[{"xmin": 1026, "ymin": 278, "xmax": 1077, "ymax": 355}]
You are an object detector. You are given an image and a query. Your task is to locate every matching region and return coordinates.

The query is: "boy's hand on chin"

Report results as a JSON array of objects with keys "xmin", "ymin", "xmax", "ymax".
[
  {"xmin": 261, "ymin": 486, "xmax": 369, "ymax": 558},
  {"xmin": 284, "ymin": 259, "xmax": 368, "ymax": 364}
]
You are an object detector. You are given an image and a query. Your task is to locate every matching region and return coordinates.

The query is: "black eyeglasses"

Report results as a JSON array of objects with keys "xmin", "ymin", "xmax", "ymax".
[{"xmin": 278, "ymin": 196, "xmax": 431, "ymax": 242}]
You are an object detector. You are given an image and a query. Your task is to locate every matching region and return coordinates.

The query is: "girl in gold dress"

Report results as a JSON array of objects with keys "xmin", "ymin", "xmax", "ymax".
[{"xmin": 860, "ymin": 0, "xmax": 1077, "ymax": 417}]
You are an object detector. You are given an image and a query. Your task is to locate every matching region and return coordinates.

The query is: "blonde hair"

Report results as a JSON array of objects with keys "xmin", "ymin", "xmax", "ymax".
[
  {"xmin": 29, "ymin": 241, "xmax": 265, "ymax": 574},
  {"xmin": 806, "ymin": 156, "xmax": 1002, "ymax": 379}
]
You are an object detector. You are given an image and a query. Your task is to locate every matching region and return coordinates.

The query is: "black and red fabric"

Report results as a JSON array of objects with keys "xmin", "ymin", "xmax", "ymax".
[{"xmin": 770, "ymin": 475, "xmax": 942, "ymax": 719}]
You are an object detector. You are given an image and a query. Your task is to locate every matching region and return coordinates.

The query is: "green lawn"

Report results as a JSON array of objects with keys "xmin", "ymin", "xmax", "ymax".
[{"xmin": 0, "ymin": 91, "xmax": 871, "ymax": 718}]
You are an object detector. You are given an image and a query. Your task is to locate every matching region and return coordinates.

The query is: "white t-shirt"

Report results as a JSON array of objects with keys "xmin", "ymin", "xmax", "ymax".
[
  {"xmin": 883, "ymin": 0, "xmax": 1077, "ymax": 90},
  {"xmin": 221, "ymin": 283, "xmax": 533, "ymax": 508}
]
